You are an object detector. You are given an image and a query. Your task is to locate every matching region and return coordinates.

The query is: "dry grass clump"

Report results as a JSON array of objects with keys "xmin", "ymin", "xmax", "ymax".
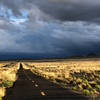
[
  {"xmin": 0, "ymin": 62, "xmax": 11, "ymax": 67},
  {"xmin": 0, "ymin": 63, "xmax": 19, "ymax": 81},
  {"xmin": 0, "ymin": 71, "xmax": 16, "ymax": 81},
  {"xmin": 0, "ymin": 62, "xmax": 19, "ymax": 98},
  {"xmin": 0, "ymin": 87, "xmax": 5, "ymax": 97}
]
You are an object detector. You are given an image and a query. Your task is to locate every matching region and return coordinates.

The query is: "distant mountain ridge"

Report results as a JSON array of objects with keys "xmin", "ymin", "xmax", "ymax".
[
  {"xmin": 0, "ymin": 52, "xmax": 68, "ymax": 60},
  {"xmin": 0, "ymin": 52, "xmax": 100, "ymax": 60}
]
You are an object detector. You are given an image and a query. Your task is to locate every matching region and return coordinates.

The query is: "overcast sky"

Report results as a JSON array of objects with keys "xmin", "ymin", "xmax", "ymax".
[{"xmin": 0, "ymin": 0, "xmax": 100, "ymax": 57}]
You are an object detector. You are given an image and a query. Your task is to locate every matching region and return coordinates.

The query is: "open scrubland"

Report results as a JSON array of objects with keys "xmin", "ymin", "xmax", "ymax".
[
  {"xmin": 0, "ymin": 61, "xmax": 20, "ymax": 99},
  {"xmin": 0, "ymin": 58, "xmax": 100, "ymax": 99},
  {"xmin": 23, "ymin": 58, "xmax": 100, "ymax": 98}
]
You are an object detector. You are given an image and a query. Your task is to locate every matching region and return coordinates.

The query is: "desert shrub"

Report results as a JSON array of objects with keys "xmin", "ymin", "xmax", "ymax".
[
  {"xmin": 82, "ymin": 83, "xmax": 87, "ymax": 89},
  {"xmin": 73, "ymin": 86, "xmax": 77, "ymax": 90},
  {"xmin": 83, "ymin": 80, "xmax": 89, "ymax": 85},
  {"xmin": 2, "ymin": 80, "xmax": 14, "ymax": 88},
  {"xmin": 95, "ymin": 85, "xmax": 100, "ymax": 92},
  {"xmin": 90, "ymin": 88, "xmax": 99, "ymax": 95},
  {"xmin": 83, "ymin": 89, "xmax": 90, "ymax": 96},
  {"xmin": 95, "ymin": 78, "xmax": 99, "ymax": 81},
  {"xmin": 76, "ymin": 78, "xmax": 82, "ymax": 84},
  {"xmin": 95, "ymin": 85, "xmax": 100, "ymax": 89},
  {"xmin": 49, "ymin": 77, "xmax": 56, "ymax": 82},
  {"xmin": 87, "ymin": 83, "xmax": 92, "ymax": 89},
  {"xmin": 78, "ymin": 84, "xmax": 83, "ymax": 90},
  {"xmin": 89, "ymin": 81, "xmax": 97, "ymax": 87},
  {"xmin": 73, "ymin": 76, "xmax": 77, "ymax": 81}
]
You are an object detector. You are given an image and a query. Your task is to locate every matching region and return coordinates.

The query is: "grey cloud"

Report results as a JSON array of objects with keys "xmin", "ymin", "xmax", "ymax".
[
  {"xmin": 0, "ymin": 0, "xmax": 26, "ymax": 16},
  {"xmin": 0, "ymin": 16, "xmax": 100, "ymax": 56},
  {"xmin": 34, "ymin": 0, "xmax": 100, "ymax": 22},
  {"xmin": 1, "ymin": 0, "xmax": 100, "ymax": 22}
]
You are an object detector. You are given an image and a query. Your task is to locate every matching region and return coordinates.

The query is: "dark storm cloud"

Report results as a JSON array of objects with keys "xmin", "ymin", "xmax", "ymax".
[
  {"xmin": 37, "ymin": 0, "xmax": 100, "ymax": 22},
  {"xmin": 0, "ymin": 0, "xmax": 100, "ymax": 57},
  {"xmin": 1, "ymin": 0, "xmax": 100, "ymax": 22},
  {"xmin": 0, "ymin": 17, "xmax": 100, "ymax": 56},
  {"xmin": 33, "ymin": 0, "xmax": 100, "ymax": 22}
]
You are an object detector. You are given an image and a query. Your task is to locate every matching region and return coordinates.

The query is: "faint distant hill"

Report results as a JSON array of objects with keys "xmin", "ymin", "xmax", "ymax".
[
  {"xmin": 65, "ymin": 53, "xmax": 100, "ymax": 59},
  {"xmin": 0, "ymin": 52, "xmax": 68, "ymax": 60},
  {"xmin": 87, "ymin": 53, "xmax": 96, "ymax": 56},
  {"xmin": 0, "ymin": 52, "xmax": 100, "ymax": 61},
  {"xmin": 87, "ymin": 53, "xmax": 100, "ymax": 57}
]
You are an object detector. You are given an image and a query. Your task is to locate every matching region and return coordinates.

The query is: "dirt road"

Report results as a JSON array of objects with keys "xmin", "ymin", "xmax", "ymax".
[{"xmin": 3, "ymin": 64, "xmax": 89, "ymax": 100}]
